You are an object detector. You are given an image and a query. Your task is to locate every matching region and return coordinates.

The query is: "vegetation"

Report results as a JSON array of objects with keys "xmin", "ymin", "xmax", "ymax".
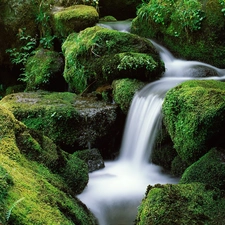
[
  {"xmin": 162, "ymin": 80, "xmax": 225, "ymax": 165},
  {"xmin": 136, "ymin": 183, "xmax": 225, "ymax": 225},
  {"xmin": 179, "ymin": 148, "xmax": 225, "ymax": 190},
  {"xmin": 62, "ymin": 26, "xmax": 163, "ymax": 93},
  {"xmin": 132, "ymin": 0, "xmax": 225, "ymax": 67},
  {"xmin": 22, "ymin": 48, "xmax": 64, "ymax": 91},
  {"xmin": 112, "ymin": 78, "xmax": 146, "ymax": 114},
  {"xmin": 0, "ymin": 104, "xmax": 97, "ymax": 224}
]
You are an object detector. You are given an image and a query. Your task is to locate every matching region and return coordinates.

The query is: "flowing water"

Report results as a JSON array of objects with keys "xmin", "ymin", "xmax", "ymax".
[{"xmin": 77, "ymin": 22, "xmax": 225, "ymax": 225}]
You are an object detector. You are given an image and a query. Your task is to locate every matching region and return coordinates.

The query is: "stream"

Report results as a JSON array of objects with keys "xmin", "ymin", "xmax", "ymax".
[{"xmin": 77, "ymin": 21, "xmax": 225, "ymax": 225}]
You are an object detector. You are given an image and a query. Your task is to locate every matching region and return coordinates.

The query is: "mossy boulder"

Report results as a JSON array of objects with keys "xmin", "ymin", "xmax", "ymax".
[
  {"xmin": 0, "ymin": 105, "xmax": 97, "ymax": 224},
  {"xmin": 24, "ymin": 48, "xmax": 65, "ymax": 91},
  {"xmin": 131, "ymin": 0, "xmax": 225, "ymax": 67},
  {"xmin": 162, "ymin": 80, "xmax": 225, "ymax": 165},
  {"xmin": 0, "ymin": 91, "xmax": 120, "ymax": 155},
  {"xmin": 180, "ymin": 148, "xmax": 225, "ymax": 190},
  {"xmin": 62, "ymin": 25, "xmax": 164, "ymax": 93},
  {"xmin": 52, "ymin": 5, "xmax": 99, "ymax": 39},
  {"xmin": 112, "ymin": 78, "xmax": 146, "ymax": 114},
  {"xmin": 74, "ymin": 148, "xmax": 105, "ymax": 172},
  {"xmin": 136, "ymin": 183, "xmax": 225, "ymax": 225}
]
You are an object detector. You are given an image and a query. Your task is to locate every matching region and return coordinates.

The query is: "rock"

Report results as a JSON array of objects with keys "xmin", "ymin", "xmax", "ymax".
[
  {"xmin": 131, "ymin": 0, "xmax": 225, "ymax": 67},
  {"xmin": 179, "ymin": 147, "xmax": 225, "ymax": 190},
  {"xmin": 162, "ymin": 80, "xmax": 225, "ymax": 165},
  {"xmin": 74, "ymin": 148, "xmax": 105, "ymax": 172},
  {"xmin": 0, "ymin": 91, "xmax": 121, "ymax": 156},
  {"xmin": 24, "ymin": 48, "xmax": 65, "ymax": 91},
  {"xmin": 52, "ymin": 5, "xmax": 99, "ymax": 39},
  {"xmin": 62, "ymin": 25, "xmax": 164, "ymax": 93},
  {"xmin": 112, "ymin": 78, "xmax": 146, "ymax": 114},
  {"xmin": 136, "ymin": 183, "xmax": 225, "ymax": 225}
]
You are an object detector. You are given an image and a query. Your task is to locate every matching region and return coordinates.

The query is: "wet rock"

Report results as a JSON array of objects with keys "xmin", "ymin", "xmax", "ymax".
[
  {"xmin": 74, "ymin": 148, "xmax": 105, "ymax": 172},
  {"xmin": 0, "ymin": 91, "xmax": 122, "ymax": 156}
]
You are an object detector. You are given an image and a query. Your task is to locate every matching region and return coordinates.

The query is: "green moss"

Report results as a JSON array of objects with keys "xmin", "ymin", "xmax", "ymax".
[
  {"xmin": 52, "ymin": 5, "xmax": 99, "ymax": 39},
  {"xmin": 112, "ymin": 78, "xmax": 146, "ymax": 114},
  {"xmin": 62, "ymin": 153, "xmax": 89, "ymax": 194},
  {"xmin": 62, "ymin": 26, "xmax": 163, "ymax": 93},
  {"xmin": 0, "ymin": 103, "xmax": 97, "ymax": 225},
  {"xmin": 179, "ymin": 148, "xmax": 225, "ymax": 190},
  {"xmin": 131, "ymin": 0, "xmax": 225, "ymax": 67},
  {"xmin": 0, "ymin": 91, "xmax": 80, "ymax": 148},
  {"xmin": 162, "ymin": 80, "xmax": 225, "ymax": 165},
  {"xmin": 23, "ymin": 48, "xmax": 64, "ymax": 91},
  {"xmin": 136, "ymin": 183, "xmax": 225, "ymax": 225}
]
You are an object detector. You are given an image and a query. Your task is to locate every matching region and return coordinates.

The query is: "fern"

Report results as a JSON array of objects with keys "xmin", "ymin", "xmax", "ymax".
[{"xmin": 6, "ymin": 197, "xmax": 25, "ymax": 221}]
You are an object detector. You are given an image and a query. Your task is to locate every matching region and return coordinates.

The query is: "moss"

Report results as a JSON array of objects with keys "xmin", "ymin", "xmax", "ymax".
[
  {"xmin": 24, "ymin": 48, "xmax": 65, "ymax": 91},
  {"xmin": 52, "ymin": 5, "xmax": 99, "ymax": 39},
  {"xmin": 179, "ymin": 148, "xmax": 225, "ymax": 190},
  {"xmin": 136, "ymin": 183, "xmax": 225, "ymax": 225},
  {"xmin": 171, "ymin": 155, "xmax": 188, "ymax": 177},
  {"xmin": 0, "ymin": 104, "xmax": 97, "ymax": 225},
  {"xmin": 131, "ymin": 0, "xmax": 225, "ymax": 67},
  {"xmin": 62, "ymin": 153, "xmax": 89, "ymax": 194},
  {"xmin": 62, "ymin": 26, "xmax": 163, "ymax": 93},
  {"xmin": 162, "ymin": 80, "xmax": 225, "ymax": 165},
  {"xmin": 112, "ymin": 78, "xmax": 146, "ymax": 114},
  {"xmin": 0, "ymin": 165, "xmax": 13, "ymax": 224},
  {"xmin": 0, "ymin": 91, "xmax": 80, "ymax": 148}
]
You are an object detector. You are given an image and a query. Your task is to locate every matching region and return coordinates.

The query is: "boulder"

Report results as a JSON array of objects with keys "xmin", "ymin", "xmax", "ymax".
[
  {"xmin": 62, "ymin": 25, "xmax": 164, "ymax": 93},
  {"xmin": 179, "ymin": 147, "xmax": 225, "ymax": 190},
  {"xmin": 24, "ymin": 48, "xmax": 65, "ymax": 91},
  {"xmin": 74, "ymin": 148, "xmax": 105, "ymax": 172},
  {"xmin": 136, "ymin": 183, "xmax": 225, "ymax": 225},
  {"xmin": 162, "ymin": 80, "xmax": 225, "ymax": 165},
  {"xmin": 131, "ymin": 0, "xmax": 225, "ymax": 67},
  {"xmin": 112, "ymin": 78, "xmax": 146, "ymax": 114},
  {"xmin": 52, "ymin": 5, "xmax": 99, "ymax": 39},
  {"xmin": 0, "ymin": 91, "xmax": 121, "ymax": 156}
]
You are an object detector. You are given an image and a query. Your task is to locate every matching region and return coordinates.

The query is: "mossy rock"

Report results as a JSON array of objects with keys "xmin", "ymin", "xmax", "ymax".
[
  {"xmin": 131, "ymin": 0, "xmax": 225, "ymax": 67},
  {"xmin": 74, "ymin": 148, "xmax": 105, "ymax": 172},
  {"xmin": 24, "ymin": 48, "xmax": 65, "ymax": 91},
  {"xmin": 52, "ymin": 5, "xmax": 99, "ymax": 39},
  {"xmin": 62, "ymin": 25, "xmax": 164, "ymax": 93},
  {"xmin": 112, "ymin": 78, "xmax": 146, "ymax": 114},
  {"xmin": 0, "ymin": 104, "xmax": 97, "ymax": 224},
  {"xmin": 171, "ymin": 155, "xmax": 188, "ymax": 177},
  {"xmin": 136, "ymin": 183, "xmax": 225, "ymax": 225},
  {"xmin": 62, "ymin": 152, "xmax": 89, "ymax": 193},
  {"xmin": 180, "ymin": 148, "xmax": 225, "ymax": 190},
  {"xmin": 162, "ymin": 80, "xmax": 225, "ymax": 165},
  {"xmin": 0, "ymin": 91, "xmax": 120, "ymax": 153}
]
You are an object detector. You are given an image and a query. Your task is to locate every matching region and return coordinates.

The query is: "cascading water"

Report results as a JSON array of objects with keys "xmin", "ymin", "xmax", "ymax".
[{"xmin": 77, "ymin": 22, "xmax": 225, "ymax": 225}]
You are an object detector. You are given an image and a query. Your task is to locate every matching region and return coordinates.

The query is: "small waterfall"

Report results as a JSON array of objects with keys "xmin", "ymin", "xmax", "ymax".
[{"xmin": 77, "ymin": 22, "xmax": 225, "ymax": 225}]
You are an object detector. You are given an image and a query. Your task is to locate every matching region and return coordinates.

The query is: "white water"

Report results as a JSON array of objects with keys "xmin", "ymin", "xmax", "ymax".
[{"xmin": 77, "ymin": 25, "xmax": 225, "ymax": 225}]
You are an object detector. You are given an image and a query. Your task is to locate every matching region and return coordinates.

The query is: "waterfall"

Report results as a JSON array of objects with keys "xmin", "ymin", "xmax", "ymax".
[{"xmin": 77, "ymin": 23, "xmax": 225, "ymax": 225}]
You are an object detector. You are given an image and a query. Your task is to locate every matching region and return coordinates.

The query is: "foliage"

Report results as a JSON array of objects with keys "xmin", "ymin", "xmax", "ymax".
[
  {"xmin": 219, "ymin": 0, "xmax": 225, "ymax": 16},
  {"xmin": 136, "ymin": 183, "xmax": 225, "ymax": 225},
  {"xmin": 162, "ymin": 80, "xmax": 225, "ymax": 165},
  {"xmin": 6, "ymin": 28, "xmax": 37, "ymax": 66}
]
